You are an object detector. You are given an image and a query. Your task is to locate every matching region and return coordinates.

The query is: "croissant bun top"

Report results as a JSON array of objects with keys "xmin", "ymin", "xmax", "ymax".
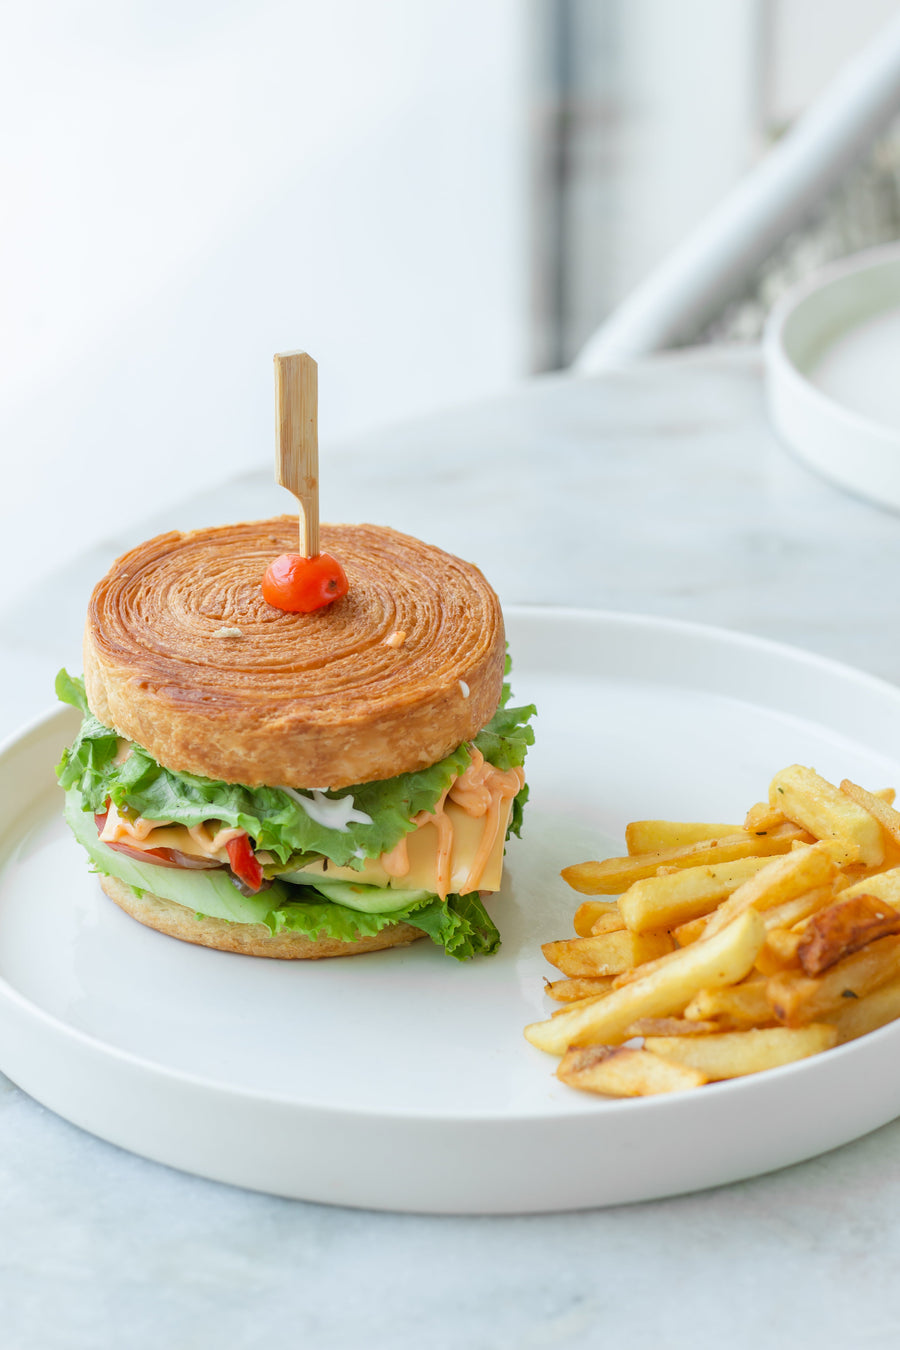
[{"xmin": 83, "ymin": 517, "xmax": 506, "ymax": 788}]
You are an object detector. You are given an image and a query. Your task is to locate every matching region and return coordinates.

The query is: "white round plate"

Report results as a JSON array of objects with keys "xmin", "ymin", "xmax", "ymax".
[
  {"xmin": 765, "ymin": 243, "xmax": 900, "ymax": 510},
  {"xmin": 4, "ymin": 607, "xmax": 900, "ymax": 1214}
]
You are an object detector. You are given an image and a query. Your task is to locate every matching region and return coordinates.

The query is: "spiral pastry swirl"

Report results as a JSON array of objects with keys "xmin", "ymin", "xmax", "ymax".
[{"xmin": 83, "ymin": 518, "xmax": 506, "ymax": 788}]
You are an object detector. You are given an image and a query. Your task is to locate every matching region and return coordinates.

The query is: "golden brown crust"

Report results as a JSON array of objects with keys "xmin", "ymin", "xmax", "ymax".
[
  {"xmin": 83, "ymin": 518, "xmax": 505, "ymax": 788},
  {"xmin": 98, "ymin": 874, "xmax": 426, "ymax": 959}
]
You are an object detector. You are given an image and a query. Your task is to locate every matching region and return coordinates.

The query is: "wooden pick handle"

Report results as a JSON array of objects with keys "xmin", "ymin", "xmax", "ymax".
[{"xmin": 274, "ymin": 351, "xmax": 319, "ymax": 558}]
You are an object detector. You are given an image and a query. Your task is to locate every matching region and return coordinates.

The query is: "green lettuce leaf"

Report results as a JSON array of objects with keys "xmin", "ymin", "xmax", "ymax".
[
  {"xmin": 55, "ymin": 671, "xmax": 535, "ymax": 867},
  {"xmin": 473, "ymin": 699, "xmax": 536, "ymax": 771},
  {"xmin": 56, "ymin": 668, "xmax": 90, "ymax": 715},
  {"xmin": 269, "ymin": 889, "xmax": 500, "ymax": 960},
  {"xmin": 65, "ymin": 783, "xmax": 499, "ymax": 960}
]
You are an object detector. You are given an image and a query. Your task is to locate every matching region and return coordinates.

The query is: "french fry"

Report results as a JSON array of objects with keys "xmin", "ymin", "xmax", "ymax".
[
  {"xmin": 676, "ymin": 884, "xmax": 840, "ymax": 953},
  {"xmin": 623, "ymin": 1017, "xmax": 720, "ymax": 1037},
  {"xmin": 561, "ymin": 823, "xmax": 813, "ymax": 896},
  {"xmin": 767, "ymin": 934, "xmax": 900, "ymax": 1026},
  {"xmin": 683, "ymin": 979, "xmax": 773, "ymax": 1029},
  {"xmin": 751, "ymin": 796, "xmax": 886, "ymax": 827},
  {"xmin": 829, "ymin": 974, "xmax": 900, "ymax": 1043},
  {"xmin": 766, "ymin": 788, "xmax": 895, "ymax": 836},
  {"xmin": 645, "ymin": 1024, "xmax": 837, "ymax": 1079},
  {"xmin": 542, "ymin": 930, "xmax": 673, "ymax": 977},
  {"xmin": 617, "ymin": 856, "xmax": 774, "ymax": 934},
  {"xmin": 525, "ymin": 909, "xmax": 765, "ymax": 1055},
  {"xmin": 556, "ymin": 1044, "xmax": 708, "ymax": 1096},
  {"xmin": 700, "ymin": 842, "xmax": 838, "ymax": 941},
  {"xmin": 842, "ymin": 866, "xmax": 900, "ymax": 906},
  {"xmin": 840, "ymin": 779, "xmax": 900, "ymax": 848},
  {"xmin": 755, "ymin": 928, "xmax": 804, "ymax": 975},
  {"xmin": 796, "ymin": 894, "xmax": 900, "ymax": 976},
  {"xmin": 544, "ymin": 975, "xmax": 615, "ymax": 1003},
  {"xmin": 551, "ymin": 995, "xmax": 612, "ymax": 1016},
  {"xmin": 673, "ymin": 914, "xmax": 708, "ymax": 947},
  {"xmin": 590, "ymin": 912, "xmax": 627, "ymax": 935},
  {"xmin": 759, "ymin": 884, "xmax": 838, "ymax": 934},
  {"xmin": 769, "ymin": 765, "xmax": 883, "ymax": 867},
  {"xmin": 751, "ymin": 798, "xmax": 900, "ymax": 832},
  {"xmin": 625, "ymin": 820, "xmax": 742, "ymax": 854},
  {"xmin": 536, "ymin": 768, "xmax": 900, "ymax": 1097},
  {"xmin": 744, "ymin": 802, "xmax": 785, "ymax": 833},
  {"xmin": 573, "ymin": 900, "xmax": 620, "ymax": 937}
]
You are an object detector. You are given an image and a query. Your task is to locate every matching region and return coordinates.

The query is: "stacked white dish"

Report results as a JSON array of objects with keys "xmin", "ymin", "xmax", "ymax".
[{"xmin": 765, "ymin": 243, "xmax": 900, "ymax": 510}]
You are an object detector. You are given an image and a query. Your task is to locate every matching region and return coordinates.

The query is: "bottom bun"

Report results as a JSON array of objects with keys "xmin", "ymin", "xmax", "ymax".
[{"xmin": 98, "ymin": 875, "xmax": 427, "ymax": 960}]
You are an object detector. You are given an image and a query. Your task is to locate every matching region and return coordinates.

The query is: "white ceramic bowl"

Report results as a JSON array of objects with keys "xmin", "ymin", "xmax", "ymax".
[{"xmin": 764, "ymin": 242, "xmax": 900, "ymax": 510}]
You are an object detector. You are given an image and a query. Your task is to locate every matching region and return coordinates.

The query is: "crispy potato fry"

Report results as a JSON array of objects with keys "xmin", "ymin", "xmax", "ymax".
[
  {"xmin": 673, "ymin": 914, "xmax": 708, "ymax": 947},
  {"xmin": 675, "ymin": 885, "xmax": 839, "ymax": 953},
  {"xmin": 645, "ymin": 1024, "xmax": 837, "ymax": 1079},
  {"xmin": 796, "ymin": 894, "xmax": 900, "ymax": 976},
  {"xmin": 617, "ymin": 913, "xmax": 770, "ymax": 990},
  {"xmin": 572, "ymin": 900, "xmax": 621, "ymax": 937},
  {"xmin": 551, "ymin": 997, "xmax": 609, "ymax": 1017},
  {"xmin": 556, "ymin": 1044, "xmax": 708, "ymax": 1096},
  {"xmin": 829, "ymin": 974, "xmax": 900, "ymax": 1043},
  {"xmin": 701, "ymin": 842, "xmax": 838, "ymax": 941},
  {"xmin": 590, "ymin": 912, "xmax": 627, "ymax": 935},
  {"xmin": 767, "ymin": 934, "xmax": 900, "ymax": 1026},
  {"xmin": 683, "ymin": 980, "xmax": 773, "ymax": 1028},
  {"xmin": 769, "ymin": 765, "xmax": 883, "ymax": 867},
  {"xmin": 767, "ymin": 797, "xmax": 897, "ymax": 830},
  {"xmin": 561, "ymin": 823, "xmax": 813, "ymax": 896},
  {"xmin": 759, "ymin": 884, "xmax": 838, "ymax": 934},
  {"xmin": 842, "ymin": 866, "xmax": 900, "ymax": 906},
  {"xmin": 755, "ymin": 928, "xmax": 804, "ymax": 975},
  {"xmin": 840, "ymin": 779, "xmax": 900, "ymax": 848},
  {"xmin": 544, "ymin": 975, "xmax": 615, "ymax": 1003},
  {"xmin": 624, "ymin": 1017, "xmax": 720, "ymax": 1037},
  {"xmin": 617, "ymin": 856, "xmax": 773, "ymax": 935},
  {"xmin": 525, "ymin": 909, "xmax": 765, "ymax": 1055},
  {"xmin": 625, "ymin": 820, "xmax": 742, "ymax": 854},
  {"xmin": 542, "ymin": 930, "xmax": 673, "ymax": 977},
  {"xmin": 744, "ymin": 802, "xmax": 786, "ymax": 833},
  {"xmin": 536, "ymin": 767, "xmax": 900, "ymax": 1096}
]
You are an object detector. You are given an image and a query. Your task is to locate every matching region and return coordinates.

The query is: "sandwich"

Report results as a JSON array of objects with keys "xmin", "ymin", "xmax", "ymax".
[{"xmin": 56, "ymin": 517, "xmax": 534, "ymax": 960}]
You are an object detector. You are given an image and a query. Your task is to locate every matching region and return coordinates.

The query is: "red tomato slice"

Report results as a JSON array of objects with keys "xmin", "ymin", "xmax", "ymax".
[
  {"xmin": 106, "ymin": 841, "xmax": 221, "ymax": 869},
  {"xmin": 226, "ymin": 833, "xmax": 264, "ymax": 891}
]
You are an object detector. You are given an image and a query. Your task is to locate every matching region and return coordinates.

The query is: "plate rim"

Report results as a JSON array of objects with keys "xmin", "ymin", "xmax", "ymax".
[{"xmin": 763, "ymin": 240, "xmax": 900, "ymax": 445}]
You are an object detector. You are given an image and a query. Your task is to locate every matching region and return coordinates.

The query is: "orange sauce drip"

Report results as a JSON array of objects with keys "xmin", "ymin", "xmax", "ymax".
[{"xmin": 376, "ymin": 747, "xmax": 524, "ymax": 899}]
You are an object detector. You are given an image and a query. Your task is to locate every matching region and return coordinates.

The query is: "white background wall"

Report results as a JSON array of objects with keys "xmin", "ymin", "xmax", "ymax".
[
  {"xmin": 0, "ymin": 0, "xmax": 528, "ymax": 593},
  {"xmin": 769, "ymin": 0, "xmax": 900, "ymax": 122},
  {"xmin": 3, "ymin": 0, "xmax": 898, "ymax": 602}
]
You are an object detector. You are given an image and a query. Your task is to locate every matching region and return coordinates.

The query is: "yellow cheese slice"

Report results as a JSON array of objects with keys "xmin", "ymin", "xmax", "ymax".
[
  {"xmin": 296, "ymin": 797, "xmax": 514, "ymax": 894},
  {"xmin": 106, "ymin": 797, "xmax": 515, "ymax": 894},
  {"xmin": 103, "ymin": 823, "xmax": 227, "ymax": 859}
]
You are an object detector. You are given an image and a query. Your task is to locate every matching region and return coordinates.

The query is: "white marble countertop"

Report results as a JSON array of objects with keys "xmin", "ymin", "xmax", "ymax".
[{"xmin": 4, "ymin": 347, "xmax": 900, "ymax": 1348}]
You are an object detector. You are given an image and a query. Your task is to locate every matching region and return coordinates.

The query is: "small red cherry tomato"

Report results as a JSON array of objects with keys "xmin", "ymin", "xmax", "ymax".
[
  {"xmin": 226, "ymin": 833, "xmax": 265, "ymax": 892},
  {"xmin": 262, "ymin": 553, "xmax": 349, "ymax": 613}
]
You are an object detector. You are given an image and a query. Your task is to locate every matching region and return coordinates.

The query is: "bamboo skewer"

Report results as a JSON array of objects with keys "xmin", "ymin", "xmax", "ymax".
[{"xmin": 274, "ymin": 351, "xmax": 319, "ymax": 558}]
